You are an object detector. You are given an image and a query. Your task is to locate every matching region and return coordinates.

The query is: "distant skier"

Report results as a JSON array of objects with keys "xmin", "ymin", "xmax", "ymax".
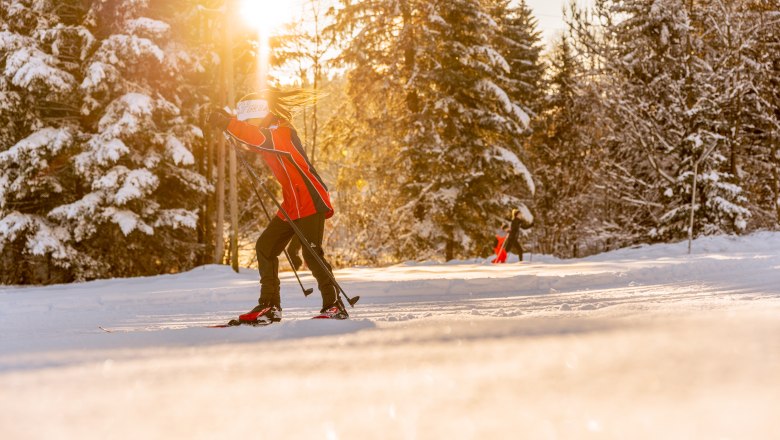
[
  {"xmin": 208, "ymin": 89, "xmax": 346, "ymax": 324},
  {"xmin": 505, "ymin": 207, "xmax": 534, "ymax": 262}
]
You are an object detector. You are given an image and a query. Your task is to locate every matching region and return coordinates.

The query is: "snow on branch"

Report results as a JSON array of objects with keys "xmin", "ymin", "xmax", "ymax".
[
  {"xmin": 75, "ymin": 138, "xmax": 129, "ymax": 173},
  {"xmin": 0, "ymin": 128, "xmax": 73, "ymax": 166},
  {"xmin": 3, "ymin": 46, "xmax": 76, "ymax": 94},
  {"xmin": 104, "ymin": 207, "xmax": 154, "ymax": 236},
  {"xmin": 49, "ymin": 193, "xmax": 103, "ymax": 241},
  {"xmin": 92, "ymin": 166, "xmax": 159, "ymax": 205},
  {"xmin": 165, "ymin": 135, "xmax": 194, "ymax": 166},
  {"xmin": 154, "ymin": 209, "xmax": 198, "ymax": 230},
  {"xmin": 477, "ymin": 79, "xmax": 530, "ymax": 128},
  {"xmin": 125, "ymin": 17, "xmax": 170, "ymax": 39},
  {"xmin": 468, "ymin": 45, "xmax": 510, "ymax": 73},
  {"xmin": 489, "ymin": 146, "xmax": 535, "ymax": 195},
  {"xmin": 0, "ymin": 212, "xmax": 70, "ymax": 258}
]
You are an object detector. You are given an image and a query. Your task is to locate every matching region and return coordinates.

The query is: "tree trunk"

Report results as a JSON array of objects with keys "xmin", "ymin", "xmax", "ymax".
[
  {"xmin": 224, "ymin": 0, "xmax": 239, "ymax": 272},
  {"xmin": 400, "ymin": 0, "xmax": 419, "ymax": 113}
]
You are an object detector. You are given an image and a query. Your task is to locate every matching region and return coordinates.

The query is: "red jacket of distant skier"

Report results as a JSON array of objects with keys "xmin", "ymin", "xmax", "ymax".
[{"xmin": 225, "ymin": 118, "xmax": 334, "ymax": 221}]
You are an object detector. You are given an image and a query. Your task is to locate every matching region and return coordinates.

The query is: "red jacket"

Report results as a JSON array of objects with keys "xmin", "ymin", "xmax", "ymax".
[{"xmin": 225, "ymin": 117, "xmax": 334, "ymax": 221}]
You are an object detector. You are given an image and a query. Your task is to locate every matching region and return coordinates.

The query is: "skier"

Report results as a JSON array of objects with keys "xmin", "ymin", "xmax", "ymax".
[
  {"xmin": 208, "ymin": 89, "xmax": 346, "ymax": 324},
  {"xmin": 504, "ymin": 208, "xmax": 534, "ymax": 262}
]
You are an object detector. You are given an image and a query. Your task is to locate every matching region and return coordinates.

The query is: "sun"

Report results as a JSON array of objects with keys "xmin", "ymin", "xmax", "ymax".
[
  {"xmin": 240, "ymin": 0, "xmax": 295, "ymax": 33},
  {"xmin": 238, "ymin": 0, "xmax": 299, "ymax": 90}
]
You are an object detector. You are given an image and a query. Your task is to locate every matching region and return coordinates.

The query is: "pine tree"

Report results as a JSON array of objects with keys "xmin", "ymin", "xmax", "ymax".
[
  {"xmin": 49, "ymin": 0, "xmax": 210, "ymax": 278},
  {"xmin": 528, "ymin": 37, "xmax": 602, "ymax": 258},
  {"xmin": 330, "ymin": 0, "xmax": 536, "ymax": 261},
  {"xmin": 573, "ymin": 0, "xmax": 751, "ymax": 244},
  {"xmin": 0, "ymin": 0, "xmax": 87, "ymax": 283},
  {"xmin": 724, "ymin": 0, "xmax": 780, "ymax": 228},
  {"xmin": 487, "ymin": 0, "xmax": 546, "ymax": 253},
  {"xmin": 328, "ymin": 0, "xmax": 428, "ymax": 262},
  {"xmin": 319, "ymin": 75, "xmax": 403, "ymax": 265},
  {"xmin": 396, "ymin": 0, "xmax": 534, "ymax": 260},
  {"xmin": 1, "ymin": 0, "xmax": 212, "ymax": 283},
  {"xmin": 489, "ymin": 0, "xmax": 546, "ymax": 119}
]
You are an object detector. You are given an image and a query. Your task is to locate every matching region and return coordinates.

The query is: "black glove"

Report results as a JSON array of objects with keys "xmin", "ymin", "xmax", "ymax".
[{"xmin": 208, "ymin": 109, "xmax": 232, "ymax": 130}]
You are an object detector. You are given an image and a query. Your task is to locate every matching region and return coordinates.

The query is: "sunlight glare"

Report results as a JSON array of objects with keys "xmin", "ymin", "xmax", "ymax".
[
  {"xmin": 239, "ymin": 0, "xmax": 298, "ymax": 91},
  {"xmin": 240, "ymin": 0, "xmax": 294, "ymax": 33}
]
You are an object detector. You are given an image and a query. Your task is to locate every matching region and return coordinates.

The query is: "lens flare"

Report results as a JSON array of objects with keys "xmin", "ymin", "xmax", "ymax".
[
  {"xmin": 240, "ymin": 0, "xmax": 293, "ymax": 33},
  {"xmin": 239, "ymin": 0, "xmax": 295, "ymax": 90}
]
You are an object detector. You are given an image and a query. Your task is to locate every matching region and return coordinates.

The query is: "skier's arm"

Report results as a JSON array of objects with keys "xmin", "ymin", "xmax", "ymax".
[
  {"xmin": 225, "ymin": 120, "xmax": 275, "ymax": 151},
  {"xmin": 208, "ymin": 109, "xmax": 274, "ymax": 152}
]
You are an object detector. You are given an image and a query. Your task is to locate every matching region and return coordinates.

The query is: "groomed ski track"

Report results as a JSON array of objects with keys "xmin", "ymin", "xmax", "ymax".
[{"xmin": 1, "ymin": 233, "xmax": 780, "ymax": 439}]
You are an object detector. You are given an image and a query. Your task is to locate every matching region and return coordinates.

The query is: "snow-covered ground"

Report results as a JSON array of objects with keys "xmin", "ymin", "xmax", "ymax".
[{"xmin": 2, "ymin": 233, "xmax": 780, "ymax": 439}]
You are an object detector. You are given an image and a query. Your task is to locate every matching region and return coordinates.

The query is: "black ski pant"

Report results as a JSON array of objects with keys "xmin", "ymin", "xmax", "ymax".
[
  {"xmin": 256, "ymin": 212, "xmax": 336, "ymax": 309},
  {"xmin": 286, "ymin": 236, "xmax": 303, "ymax": 270},
  {"xmin": 505, "ymin": 239, "xmax": 523, "ymax": 261}
]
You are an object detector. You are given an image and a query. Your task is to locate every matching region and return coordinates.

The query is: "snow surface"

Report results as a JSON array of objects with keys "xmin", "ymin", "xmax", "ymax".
[{"xmin": 2, "ymin": 233, "xmax": 780, "ymax": 439}]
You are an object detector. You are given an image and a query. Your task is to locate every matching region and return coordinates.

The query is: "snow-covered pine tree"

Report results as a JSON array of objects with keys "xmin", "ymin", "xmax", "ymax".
[
  {"xmin": 574, "ymin": 0, "xmax": 751, "ymax": 244},
  {"xmin": 47, "ymin": 0, "xmax": 210, "ymax": 279},
  {"xmin": 0, "ymin": 0, "xmax": 89, "ymax": 283},
  {"xmin": 486, "ymin": 0, "xmax": 545, "ymax": 252},
  {"xmin": 488, "ymin": 0, "xmax": 546, "ymax": 119},
  {"xmin": 396, "ymin": 0, "xmax": 534, "ymax": 261},
  {"xmin": 723, "ymin": 0, "xmax": 780, "ymax": 228},
  {"xmin": 751, "ymin": 0, "xmax": 780, "ymax": 225},
  {"xmin": 327, "ymin": 0, "xmax": 423, "ymax": 262},
  {"xmin": 330, "ymin": 0, "xmax": 536, "ymax": 261},
  {"xmin": 528, "ymin": 36, "xmax": 605, "ymax": 258}
]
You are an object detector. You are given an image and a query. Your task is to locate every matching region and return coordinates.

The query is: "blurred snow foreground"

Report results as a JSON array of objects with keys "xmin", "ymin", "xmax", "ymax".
[{"xmin": 1, "ymin": 233, "xmax": 780, "ymax": 439}]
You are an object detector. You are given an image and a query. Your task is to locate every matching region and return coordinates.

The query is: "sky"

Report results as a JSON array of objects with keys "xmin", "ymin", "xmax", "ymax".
[
  {"xmin": 273, "ymin": 0, "xmax": 591, "ymax": 49},
  {"xmin": 526, "ymin": 0, "xmax": 591, "ymax": 46},
  {"xmin": 259, "ymin": 0, "xmax": 591, "ymax": 84}
]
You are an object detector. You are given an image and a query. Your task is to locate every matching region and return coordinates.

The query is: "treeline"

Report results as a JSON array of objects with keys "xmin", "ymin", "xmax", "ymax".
[
  {"xmin": 1, "ymin": 0, "xmax": 778, "ymax": 284},
  {"xmin": 317, "ymin": 0, "xmax": 780, "ymax": 261},
  {"xmin": 532, "ymin": 0, "xmax": 780, "ymax": 257}
]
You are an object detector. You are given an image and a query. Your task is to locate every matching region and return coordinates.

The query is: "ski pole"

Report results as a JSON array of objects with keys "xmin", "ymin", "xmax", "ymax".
[{"xmin": 226, "ymin": 135, "xmax": 359, "ymax": 307}]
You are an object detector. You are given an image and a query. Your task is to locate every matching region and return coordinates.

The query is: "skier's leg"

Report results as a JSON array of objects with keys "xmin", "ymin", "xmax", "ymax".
[
  {"xmin": 500, "ymin": 240, "xmax": 512, "ymax": 263},
  {"xmin": 255, "ymin": 216, "xmax": 295, "ymax": 308},
  {"xmin": 286, "ymin": 236, "xmax": 303, "ymax": 270},
  {"xmin": 294, "ymin": 212, "xmax": 337, "ymax": 309}
]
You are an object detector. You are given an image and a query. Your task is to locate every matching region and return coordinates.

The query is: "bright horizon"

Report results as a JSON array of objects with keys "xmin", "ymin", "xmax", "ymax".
[
  {"xmin": 258, "ymin": 0, "xmax": 593, "ymax": 86},
  {"xmin": 527, "ymin": 0, "xmax": 594, "ymax": 46},
  {"xmin": 276, "ymin": 0, "xmax": 591, "ymax": 48}
]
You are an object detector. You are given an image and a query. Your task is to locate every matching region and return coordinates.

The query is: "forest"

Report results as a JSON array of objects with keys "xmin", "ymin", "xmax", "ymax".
[{"xmin": 1, "ymin": 0, "xmax": 778, "ymax": 284}]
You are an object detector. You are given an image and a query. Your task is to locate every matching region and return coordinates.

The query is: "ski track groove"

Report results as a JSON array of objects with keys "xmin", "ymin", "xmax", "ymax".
[{"xmin": 103, "ymin": 279, "xmax": 778, "ymax": 332}]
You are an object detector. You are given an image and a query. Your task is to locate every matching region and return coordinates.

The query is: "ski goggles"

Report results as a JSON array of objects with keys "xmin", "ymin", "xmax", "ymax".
[{"xmin": 236, "ymin": 99, "xmax": 270, "ymax": 121}]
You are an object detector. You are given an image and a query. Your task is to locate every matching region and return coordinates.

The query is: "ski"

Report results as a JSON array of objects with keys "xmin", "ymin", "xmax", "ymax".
[
  {"xmin": 98, "ymin": 320, "xmax": 274, "ymax": 332},
  {"xmin": 206, "ymin": 319, "xmax": 273, "ymax": 328},
  {"xmin": 100, "ymin": 304, "xmax": 352, "ymax": 331}
]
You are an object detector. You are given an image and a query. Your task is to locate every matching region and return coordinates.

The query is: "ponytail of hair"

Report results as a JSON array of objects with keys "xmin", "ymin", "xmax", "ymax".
[{"xmin": 238, "ymin": 87, "xmax": 322, "ymax": 122}]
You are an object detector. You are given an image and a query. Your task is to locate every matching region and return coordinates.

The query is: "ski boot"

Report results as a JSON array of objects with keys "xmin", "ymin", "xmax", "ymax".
[
  {"xmin": 313, "ymin": 300, "xmax": 349, "ymax": 320},
  {"xmin": 234, "ymin": 304, "xmax": 282, "ymax": 326}
]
